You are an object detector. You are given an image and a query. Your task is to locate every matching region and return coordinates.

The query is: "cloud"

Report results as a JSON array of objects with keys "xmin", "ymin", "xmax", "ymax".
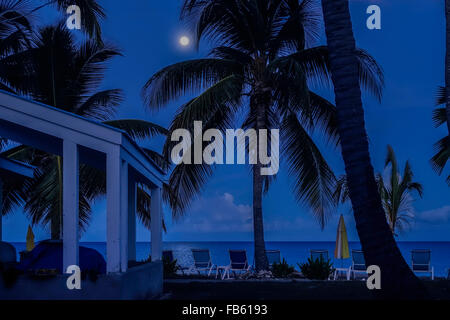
[
  {"xmin": 416, "ymin": 206, "xmax": 450, "ymax": 224},
  {"xmin": 170, "ymin": 193, "xmax": 253, "ymax": 233}
]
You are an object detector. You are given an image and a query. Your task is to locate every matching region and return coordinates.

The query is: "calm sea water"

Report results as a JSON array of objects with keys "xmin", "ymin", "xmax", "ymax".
[{"xmin": 10, "ymin": 241, "xmax": 450, "ymax": 277}]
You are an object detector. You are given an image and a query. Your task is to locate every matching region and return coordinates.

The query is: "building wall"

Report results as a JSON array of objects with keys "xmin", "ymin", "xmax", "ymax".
[{"xmin": 0, "ymin": 261, "xmax": 163, "ymax": 300}]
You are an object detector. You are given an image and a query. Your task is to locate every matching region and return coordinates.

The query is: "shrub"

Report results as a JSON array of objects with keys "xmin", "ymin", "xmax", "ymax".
[
  {"xmin": 271, "ymin": 258, "xmax": 296, "ymax": 278},
  {"xmin": 298, "ymin": 257, "xmax": 333, "ymax": 280},
  {"xmin": 163, "ymin": 257, "xmax": 180, "ymax": 278}
]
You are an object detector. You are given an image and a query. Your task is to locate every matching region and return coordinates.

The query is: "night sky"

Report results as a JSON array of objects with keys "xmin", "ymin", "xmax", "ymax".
[{"xmin": 3, "ymin": 0, "xmax": 449, "ymax": 242}]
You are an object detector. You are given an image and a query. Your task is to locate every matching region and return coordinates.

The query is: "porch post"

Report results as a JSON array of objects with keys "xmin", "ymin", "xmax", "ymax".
[
  {"xmin": 62, "ymin": 140, "xmax": 79, "ymax": 271},
  {"xmin": 128, "ymin": 179, "xmax": 136, "ymax": 261},
  {"xmin": 120, "ymin": 160, "xmax": 128, "ymax": 272},
  {"xmin": 150, "ymin": 187, "xmax": 162, "ymax": 261},
  {"xmin": 106, "ymin": 147, "xmax": 122, "ymax": 273}
]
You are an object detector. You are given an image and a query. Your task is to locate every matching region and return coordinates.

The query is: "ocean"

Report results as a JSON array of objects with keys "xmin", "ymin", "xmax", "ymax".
[{"xmin": 10, "ymin": 241, "xmax": 450, "ymax": 277}]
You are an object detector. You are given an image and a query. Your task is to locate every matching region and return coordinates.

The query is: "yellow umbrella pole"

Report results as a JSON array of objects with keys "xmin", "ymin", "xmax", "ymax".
[
  {"xmin": 334, "ymin": 214, "xmax": 350, "ymax": 268},
  {"xmin": 26, "ymin": 225, "xmax": 35, "ymax": 252}
]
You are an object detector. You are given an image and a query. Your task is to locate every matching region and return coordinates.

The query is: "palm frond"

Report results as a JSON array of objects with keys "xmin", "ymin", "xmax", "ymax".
[
  {"xmin": 333, "ymin": 174, "xmax": 349, "ymax": 205},
  {"xmin": 76, "ymin": 89, "xmax": 123, "ymax": 120},
  {"xmin": 436, "ymin": 86, "xmax": 446, "ymax": 106},
  {"xmin": 432, "ymin": 107, "xmax": 447, "ymax": 128},
  {"xmin": 355, "ymin": 48, "xmax": 384, "ymax": 102},
  {"xmin": 53, "ymin": 0, "xmax": 105, "ymax": 43},
  {"xmin": 282, "ymin": 112, "xmax": 336, "ymax": 229},
  {"xmin": 104, "ymin": 119, "xmax": 168, "ymax": 140},
  {"xmin": 141, "ymin": 148, "xmax": 170, "ymax": 172},
  {"xmin": 430, "ymin": 135, "xmax": 450, "ymax": 175},
  {"xmin": 142, "ymin": 58, "xmax": 241, "ymax": 109}
]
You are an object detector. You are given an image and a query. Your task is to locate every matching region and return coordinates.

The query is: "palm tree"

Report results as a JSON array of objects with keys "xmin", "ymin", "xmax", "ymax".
[
  {"xmin": 0, "ymin": 0, "xmax": 33, "ymax": 93},
  {"xmin": 321, "ymin": 0, "xmax": 424, "ymax": 297},
  {"xmin": 377, "ymin": 146, "xmax": 423, "ymax": 235},
  {"xmin": 143, "ymin": 0, "xmax": 384, "ymax": 271},
  {"xmin": 334, "ymin": 146, "xmax": 423, "ymax": 236},
  {"xmin": 1, "ymin": 24, "xmax": 167, "ymax": 238},
  {"xmin": 1, "ymin": 0, "xmax": 104, "ymax": 42},
  {"xmin": 431, "ymin": 87, "xmax": 450, "ymax": 185}
]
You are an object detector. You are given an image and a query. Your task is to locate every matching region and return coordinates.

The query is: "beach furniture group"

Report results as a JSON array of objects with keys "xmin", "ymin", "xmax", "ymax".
[{"xmin": 161, "ymin": 247, "xmax": 437, "ymax": 280}]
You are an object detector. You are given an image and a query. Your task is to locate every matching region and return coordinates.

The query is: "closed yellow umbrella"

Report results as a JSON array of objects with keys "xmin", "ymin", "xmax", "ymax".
[
  {"xmin": 334, "ymin": 214, "xmax": 349, "ymax": 260},
  {"xmin": 26, "ymin": 225, "xmax": 35, "ymax": 252}
]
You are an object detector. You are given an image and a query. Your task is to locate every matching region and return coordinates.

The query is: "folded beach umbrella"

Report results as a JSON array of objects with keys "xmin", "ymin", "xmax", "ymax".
[
  {"xmin": 334, "ymin": 215, "xmax": 349, "ymax": 260},
  {"xmin": 26, "ymin": 225, "xmax": 35, "ymax": 252}
]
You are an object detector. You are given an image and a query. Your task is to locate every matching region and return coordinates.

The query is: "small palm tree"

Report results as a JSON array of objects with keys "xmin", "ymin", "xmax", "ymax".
[
  {"xmin": 1, "ymin": 24, "xmax": 167, "ymax": 238},
  {"xmin": 334, "ymin": 145, "xmax": 423, "ymax": 236},
  {"xmin": 377, "ymin": 146, "xmax": 423, "ymax": 235},
  {"xmin": 143, "ymin": 0, "xmax": 384, "ymax": 271}
]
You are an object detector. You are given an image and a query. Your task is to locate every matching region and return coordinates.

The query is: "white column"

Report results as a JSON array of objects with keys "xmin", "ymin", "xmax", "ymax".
[
  {"xmin": 0, "ymin": 178, "xmax": 3, "ymax": 241},
  {"xmin": 106, "ymin": 147, "xmax": 122, "ymax": 273},
  {"xmin": 62, "ymin": 140, "xmax": 79, "ymax": 271},
  {"xmin": 120, "ymin": 160, "xmax": 128, "ymax": 272},
  {"xmin": 150, "ymin": 187, "xmax": 162, "ymax": 261},
  {"xmin": 128, "ymin": 180, "xmax": 136, "ymax": 261}
]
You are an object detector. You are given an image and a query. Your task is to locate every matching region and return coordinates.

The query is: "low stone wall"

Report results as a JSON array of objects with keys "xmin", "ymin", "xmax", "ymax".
[{"xmin": 0, "ymin": 261, "xmax": 163, "ymax": 300}]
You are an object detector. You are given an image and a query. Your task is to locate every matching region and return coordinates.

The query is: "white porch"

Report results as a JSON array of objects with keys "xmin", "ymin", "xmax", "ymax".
[{"xmin": 0, "ymin": 90, "xmax": 165, "ymax": 273}]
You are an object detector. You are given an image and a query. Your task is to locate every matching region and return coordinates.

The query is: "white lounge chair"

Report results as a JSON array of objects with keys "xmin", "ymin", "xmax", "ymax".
[
  {"xmin": 221, "ymin": 250, "xmax": 252, "ymax": 280},
  {"xmin": 266, "ymin": 250, "xmax": 281, "ymax": 267},
  {"xmin": 189, "ymin": 249, "xmax": 216, "ymax": 277},
  {"xmin": 348, "ymin": 250, "xmax": 367, "ymax": 280},
  {"xmin": 310, "ymin": 249, "xmax": 329, "ymax": 262},
  {"xmin": 411, "ymin": 250, "xmax": 434, "ymax": 280}
]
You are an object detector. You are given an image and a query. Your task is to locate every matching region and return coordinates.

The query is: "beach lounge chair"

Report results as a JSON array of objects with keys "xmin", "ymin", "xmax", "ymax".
[
  {"xmin": 222, "ymin": 250, "xmax": 252, "ymax": 280},
  {"xmin": 189, "ymin": 249, "xmax": 216, "ymax": 277},
  {"xmin": 411, "ymin": 250, "xmax": 434, "ymax": 280},
  {"xmin": 348, "ymin": 250, "xmax": 367, "ymax": 280},
  {"xmin": 310, "ymin": 249, "xmax": 329, "ymax": 262},
  {"xmin": 266, "ymin": 250, "xmax": 281, "ymax": 267}
]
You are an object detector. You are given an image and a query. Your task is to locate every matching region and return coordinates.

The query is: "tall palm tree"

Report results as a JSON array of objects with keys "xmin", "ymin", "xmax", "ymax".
[
  {"xmin": 143, "ymin": 0, "xmax": 384, "ymax": 271},
  {"xmin": 1, "ymin": 24, "xmax": 167, "ymax": 238},
  {"xmin": 321, "ymin": 0, "xmax": 424, "ymax": 297},
  {"xmin": 334, "ymin": 146, "xmax": 423, "ymax": 236}
]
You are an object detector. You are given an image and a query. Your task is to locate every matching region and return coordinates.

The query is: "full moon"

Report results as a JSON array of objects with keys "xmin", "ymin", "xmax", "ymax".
[{"xmin": 179, "ymin": 36, "xmax": 190, "ymax": 47}]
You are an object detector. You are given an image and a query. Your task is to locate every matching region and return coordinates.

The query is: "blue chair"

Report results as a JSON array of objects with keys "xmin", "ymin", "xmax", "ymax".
[
  {"xmin": 189, "ymin": 249, "xmax": 216, "ymax": 277},
  {"xmin": 310, "ymin": 250, "xmax": 329, "ymax": 262},
  {"xmin": 348, "ymin": 250, "xmax": 367, "ymax": 280},
  {"xmin": 411, "ymin": 250, "xmax": 434, "ymax": 280},
  {"xmin": 266, "ymin": 250, "xmax": 281, "ymax": 267},
  {"xmin": 222, "ymin": 250, "xmax": 251, "ymax": 279}
]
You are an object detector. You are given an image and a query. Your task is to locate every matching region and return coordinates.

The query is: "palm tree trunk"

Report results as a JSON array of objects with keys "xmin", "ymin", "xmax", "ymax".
[
  {"xmin": 321, "ymin": 0, "xmax": 426, "ymax": 298},
  {"xmin": 252, "ymin": 163, "xmax": 268, "ymax": 271},
  {"xmin": 251, "ymin": 81, "xmax": 270, "ymax": 272},
  {"xmin": 445, "ymin": 0, "xmax": 450, "ymax": 133}
]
